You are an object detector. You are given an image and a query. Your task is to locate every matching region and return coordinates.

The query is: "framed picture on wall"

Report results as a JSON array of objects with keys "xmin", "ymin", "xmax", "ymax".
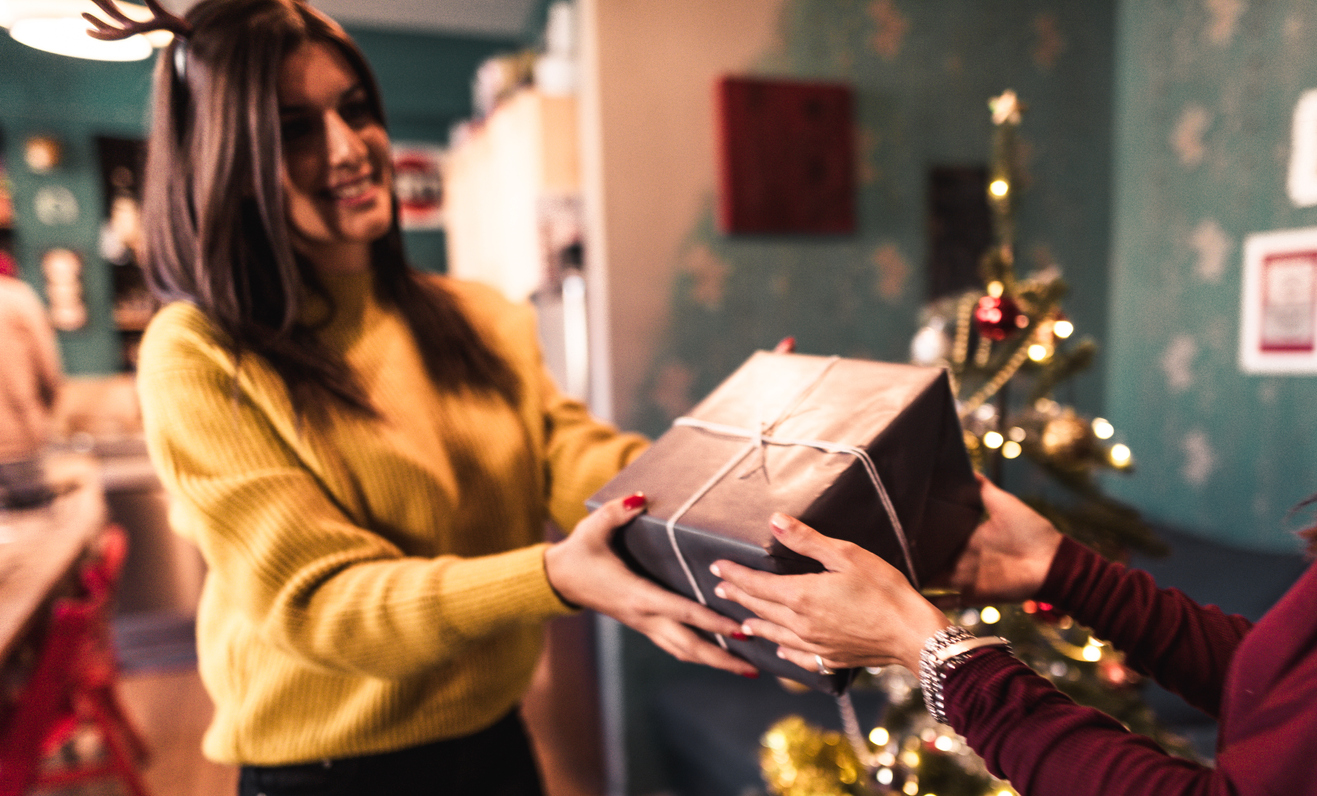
[
  {"xmin": 392, "ymin": 142, "xmax": 446, "ymax": 230},
  {"xmin": 1239, "ymin": 226, "xmax": 1317, "ymax": 374}
]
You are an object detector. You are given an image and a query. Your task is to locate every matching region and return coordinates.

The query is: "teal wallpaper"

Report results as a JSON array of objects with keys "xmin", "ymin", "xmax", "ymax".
[
  {"xmin": 1107, "ymin": 0, "xmax": 1317, "ymax": 553},
  {"xmin": 0, "ymin": 26, "xmax": 516, "ymax": 375},
  {"xmin": 631, "ymin": 0, "xmax": 1118, "ymax": 450}
]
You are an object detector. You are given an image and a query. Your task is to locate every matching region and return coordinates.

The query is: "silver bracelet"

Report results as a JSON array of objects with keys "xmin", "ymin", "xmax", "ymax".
[{"xmin": 919, "ymin": 626, "xmax": 1011, "ymax": 725}]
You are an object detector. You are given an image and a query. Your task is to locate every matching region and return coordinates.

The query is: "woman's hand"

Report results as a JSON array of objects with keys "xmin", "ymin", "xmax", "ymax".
[
  {"xmin": 710, "ymin": 513, "xmax": 948, "ymax": 674},
  {"xmin": 940, "ymin": 474, "xmax": 1063, "ymax": 605},
  {"xmin": 543, "ymin": 495, "xmax": 758, "ymax": 678}
]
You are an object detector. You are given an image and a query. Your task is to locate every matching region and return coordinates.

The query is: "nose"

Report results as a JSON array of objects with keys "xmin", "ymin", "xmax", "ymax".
[{"xmin": 323, "ymin": 110, "xmax": 367, "ymax": 168}]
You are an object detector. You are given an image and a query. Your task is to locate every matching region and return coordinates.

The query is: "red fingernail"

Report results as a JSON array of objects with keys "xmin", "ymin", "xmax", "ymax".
[
  {"xmin": 623, "ymin": 493, "xmax": 646, "ymax": 510},
  {"xmin": 741, "ymin": 670, "xmax": 760, "ymax": 679},
  {"xmin": 731, "ymin": 632, "xmax": 749, "ymax": 641}
]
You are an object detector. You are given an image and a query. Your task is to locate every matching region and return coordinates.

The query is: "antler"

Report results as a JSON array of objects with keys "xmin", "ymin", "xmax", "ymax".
[{"xmin": 83, "ymin": 0, "xmax": 192, "ymax": 41}]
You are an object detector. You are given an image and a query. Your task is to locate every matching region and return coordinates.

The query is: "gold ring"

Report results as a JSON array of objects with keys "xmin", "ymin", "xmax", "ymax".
[{"xmin": 814, "ymin": 654, "xmax": 835, "ymax": 676}]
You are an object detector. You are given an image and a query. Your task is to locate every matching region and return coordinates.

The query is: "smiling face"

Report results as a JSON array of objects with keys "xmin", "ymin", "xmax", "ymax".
[{"xmin": 277, "ymin": 41, "xmax": 393, "ymax": 275}]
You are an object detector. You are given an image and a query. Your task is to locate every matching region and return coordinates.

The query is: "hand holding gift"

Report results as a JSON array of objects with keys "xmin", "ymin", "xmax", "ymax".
[
  {"xmin": 544, "ymin": 494, "xmax": 758, "ymax": 678},
  {"xmin": 710, "ymin": 512, "xmax": 951, "ymax": 674},
  {"xmin": 710, "ymin": 473, "xmax": 1066, "ymax": 675},
  {"xmin": 941, "ymin": 473, "xmax": 1063, "ymax": 606}
]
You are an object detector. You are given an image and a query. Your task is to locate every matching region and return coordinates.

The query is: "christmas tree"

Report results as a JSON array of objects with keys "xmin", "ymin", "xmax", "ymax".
[{"xmin": 758, "ymin": 91, "xmax": 1194, "ymax": 796}]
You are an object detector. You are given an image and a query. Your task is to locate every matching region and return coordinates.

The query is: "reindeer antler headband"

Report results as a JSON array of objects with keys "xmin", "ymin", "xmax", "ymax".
[
  {"xmin": 83, "ymin": 0, "xmax": 193, "ymax": 41},
  {"xmin": 84, "ymin": 0, "xmax": 193, "ymax": 84}
]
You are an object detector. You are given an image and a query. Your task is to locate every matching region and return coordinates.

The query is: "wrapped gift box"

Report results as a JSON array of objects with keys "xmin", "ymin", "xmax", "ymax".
[{"xmin": 588, "ymin": 352, "xmax": 982, "ymax": 693}]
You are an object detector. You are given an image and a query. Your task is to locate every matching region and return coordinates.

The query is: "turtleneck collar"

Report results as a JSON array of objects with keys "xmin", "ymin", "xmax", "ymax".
[{"xmin": 299, "ymin": 269, "xmax": 380, "ymax": 343}]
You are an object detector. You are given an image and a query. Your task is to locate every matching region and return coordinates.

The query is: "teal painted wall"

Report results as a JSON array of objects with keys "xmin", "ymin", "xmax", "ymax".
[
  {"xmin": 0, "ymin": 26, "xmax": 516, "ymax": 375},
  {"xmin": 1106, "ymin": 0, "xmax": 1317, "ymax": 553},
  {"xmin": 0, "ymin": 39, "xmax": 154, "ymax": 374},
  {"xmin": 631, "ymin": 0, "xmax": 1117, "ymax": 443}
]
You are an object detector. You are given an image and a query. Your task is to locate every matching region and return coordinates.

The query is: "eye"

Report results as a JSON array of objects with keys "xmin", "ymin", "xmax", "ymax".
[
  {"xmin": 280, "ymin": 113, "xmax": 318, "ymax": 144},
  {"xmin": 339, "ymin": 98, "xmax": 376, "ymax": 129}
]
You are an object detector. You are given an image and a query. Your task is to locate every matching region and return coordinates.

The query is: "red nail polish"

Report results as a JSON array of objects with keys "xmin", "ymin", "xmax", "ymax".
[
  {"xmin": 741, "ymin": 670, "xmax": 760, "ymax": 679},
  {"xmin": 731, "ymin": 632, "xmax": 749, "ymax": 641},
  {"xmin": 623, "ymin": 493, "xmax": 646, "ymax": 510}
]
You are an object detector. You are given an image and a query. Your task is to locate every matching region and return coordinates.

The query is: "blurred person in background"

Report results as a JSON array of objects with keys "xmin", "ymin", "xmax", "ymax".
[{"xmin": 0, "ymin": 272, "xmax": 61, "ymax": 508}]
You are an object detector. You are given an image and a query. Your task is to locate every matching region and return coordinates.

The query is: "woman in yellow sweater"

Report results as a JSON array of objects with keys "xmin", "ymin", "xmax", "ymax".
[{"xmin": 86, "ymin": 0, "xmax": 754, "ymax": 792}]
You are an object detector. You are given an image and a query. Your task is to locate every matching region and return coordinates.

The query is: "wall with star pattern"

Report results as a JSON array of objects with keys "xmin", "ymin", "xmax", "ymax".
[
  {"xmin": 1106, "ymin": 0, "xmax": 1317, "ymax": 553},
  {"xmin": 618, "ymin": 2, "xmax": 1117, "ymax": 480},
  {"xmin": 619, "ymin": 0, "xmax": 1317, "ymax": 555}
]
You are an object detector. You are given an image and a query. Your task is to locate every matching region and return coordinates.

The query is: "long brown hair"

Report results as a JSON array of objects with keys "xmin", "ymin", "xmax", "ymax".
[{"xmin": 140, "ymin": 0, "xmax": 518, "ymax": 416}]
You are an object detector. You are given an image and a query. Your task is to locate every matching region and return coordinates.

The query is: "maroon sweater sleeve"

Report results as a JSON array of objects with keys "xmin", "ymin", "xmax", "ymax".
[
  {"xmin": 941, "ymin": 539, "xmax": 1317, "ymax": 795},
  {"xmin": 942, "ymin": 649, "xmax": 1223, "ymax": 795},
  {"xmin": 1035, "ymin": 536, "xmax": 1252, "ymax": 717}
]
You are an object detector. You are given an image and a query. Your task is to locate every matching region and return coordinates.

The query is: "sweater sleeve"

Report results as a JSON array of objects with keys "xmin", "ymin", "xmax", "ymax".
[
  {"xmin": 1037, "ymin": 537, "xmax": 1251, "ymax": 717},
  {"xmin": 944, "ymin": 650, "xmax": 1228, "ymax": 796},
  {"xmin": 537, "ymin": 363, "xmax": 648, "ymax": 532},
  {"xmin": 138, "ymin": 307, "xmax": 572, "ymax": 680}
]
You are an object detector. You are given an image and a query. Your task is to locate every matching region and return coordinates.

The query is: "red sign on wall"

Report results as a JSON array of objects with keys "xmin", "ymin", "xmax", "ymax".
[{"xmin": 715, "ymin": 76, "xmax": 855, "ymax": 235}]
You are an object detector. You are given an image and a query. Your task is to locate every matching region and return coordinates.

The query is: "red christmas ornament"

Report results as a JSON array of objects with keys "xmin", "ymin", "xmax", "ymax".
[{"xmin": 974, "ymin": 295, "xmax": 1025, "ymax": 340}]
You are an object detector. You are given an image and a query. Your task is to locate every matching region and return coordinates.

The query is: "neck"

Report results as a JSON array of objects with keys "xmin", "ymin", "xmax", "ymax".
[{"xmin": 305, "ymin": 241, "xmax": 373, "ymax": 278}]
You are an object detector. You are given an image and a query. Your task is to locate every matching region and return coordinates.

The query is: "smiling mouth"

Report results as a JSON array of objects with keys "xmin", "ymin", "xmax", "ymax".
[{"xmin": 325, "ymin": 174, "xmax": 378, "ymax": 203}]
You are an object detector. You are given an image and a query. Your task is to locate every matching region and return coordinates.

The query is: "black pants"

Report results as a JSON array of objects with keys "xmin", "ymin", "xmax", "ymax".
[{"xmin": 237, "ymin": 711, "xmax": 544, "ymax": 796}]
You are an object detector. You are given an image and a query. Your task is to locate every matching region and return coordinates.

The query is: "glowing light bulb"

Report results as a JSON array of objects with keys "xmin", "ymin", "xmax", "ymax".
[
  {"xmin": 1083, "ymin": 643, "xmax": 1103, "ymax": 662},
  {"xmin": 986, "ymin": 280, "xmax": 1004, "ymax": 298},
  {"xmin": 1002, "ymin": 440, "xmax": 1022, "ymax": 459},
  {"xmin": 1110, "ymin": 444, "xmax": 1132, "ymax": 467},
  {"xmin": 904, "ymin": 780, "xmax": 920, "ymax": 796},
  {"xmin": 877, "ymin": 768, "xmax": 894, "ymax": 786},
  {"xmin": 934, "ymin": 735, "xmax": 955, "ymax": 752},
  {"xmin": 989, "ymin": 179, "xmax": 1010, "ymax": 197},
  {"xmin": 1054, "ymin": 319, "xmax": 1074, "ymax": 338},
  {"xmin": 980, "ymin": 606, "xmax": 1002, "ymax": 624},
  {"xmin": 1092, "ymin": 418, "xmax": 1114, "ymax": 439},
  {"xmin": 869, "ymin": 727, "xmax": 890, "ymax": 746},
  {"xmin": 1028, "ymin": 344, "xmax": 1048, "ymax": 361},
  {"xmin": 983, "ymin": 431, "xmax": 1004, "ymax": 449}
]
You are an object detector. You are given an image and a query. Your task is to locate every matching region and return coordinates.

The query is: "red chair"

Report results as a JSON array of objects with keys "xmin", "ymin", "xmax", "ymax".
[{"xmin": 0, "ymin": 524, "xmax": 153, "ymax": 796}]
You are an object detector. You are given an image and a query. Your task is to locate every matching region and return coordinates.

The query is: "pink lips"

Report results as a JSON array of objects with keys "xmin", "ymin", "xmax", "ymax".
[{"xmin": 324, "ymin": 172, "xmax": 379, "ymax": 208}]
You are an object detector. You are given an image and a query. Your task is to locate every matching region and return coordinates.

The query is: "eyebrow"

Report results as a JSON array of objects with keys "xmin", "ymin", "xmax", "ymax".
[{"xmin": 278, "ymin": 83, "xmax": 368, "ymax": 116}]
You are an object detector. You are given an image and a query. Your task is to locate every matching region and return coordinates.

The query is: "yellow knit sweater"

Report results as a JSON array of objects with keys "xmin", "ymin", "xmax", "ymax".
[{"xmin": 136, "ymin": 271, "xmax": 646, "ymax": 765}]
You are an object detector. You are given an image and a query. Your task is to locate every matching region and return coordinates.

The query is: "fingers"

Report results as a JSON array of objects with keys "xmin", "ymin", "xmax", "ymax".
[
  {"xmin": 576, "ymin": 493, "xmax": 646, "ymax": 538},
  {"xmin": 775, "ymin": 645, "xmax": 839, "ymax": 674},
  {"xmin": 710, "ymin": 562, "xmax": 808, "ymax": 629},
  {"xmin": 647, "ymin": 620, "xmax": 758, "ymax": 676},
  {"xmin": 636, "ymin": 577, "xmax": 743, "ymax": 638},
  {"xmin": 765, "ymin": 513, "xmax": 864, "ymax": 572}
]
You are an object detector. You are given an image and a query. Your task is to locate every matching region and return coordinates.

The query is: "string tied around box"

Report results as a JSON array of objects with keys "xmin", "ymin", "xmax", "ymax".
[
  {"xmin": 662, "ymin": 355, "xmax": 910, "ymax": 772},
  {"xmin": 661, "ymin": 356, "xmax": 920, "ymax": 645}
]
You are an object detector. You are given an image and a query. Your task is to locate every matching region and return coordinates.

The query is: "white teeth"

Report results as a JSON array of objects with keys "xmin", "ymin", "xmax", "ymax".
[{"xmin": 329, "ymin": 179, "xmax": 372, "ymax": 200}]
